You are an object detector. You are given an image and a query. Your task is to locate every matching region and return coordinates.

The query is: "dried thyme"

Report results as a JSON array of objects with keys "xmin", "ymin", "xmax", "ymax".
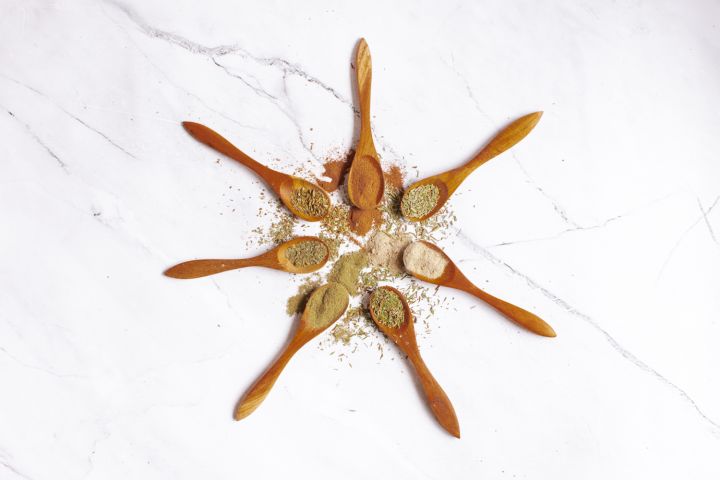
[{"xmin": 370, "ymin": 288, "xmax": 406, "ymax": 328}]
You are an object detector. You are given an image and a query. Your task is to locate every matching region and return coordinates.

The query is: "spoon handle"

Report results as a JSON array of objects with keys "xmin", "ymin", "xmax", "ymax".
[
  {"xmin": 182, "ymin": 121, "xmax": 281, "ymax": 190},
  {"xmin": 451, "ymin": 112, "xmax": 542, "ymax": 191},
  {"xmin": 465, "ymin": 283, "xmax": 556, "ymax": 337},
  {"xmin": 234, "ymin": 332, "xmax": 309, "ymax": 421},
  {"xmin": 164, "ymin": 258, "xmax": 261, "ymax": 279},
  {"xmin": 406, "ymin": 348, "xmax": 461, "ymax": 438},
  {"xmin": 355, "ymin": 39, "xmax": 374, "ymax": 151}
]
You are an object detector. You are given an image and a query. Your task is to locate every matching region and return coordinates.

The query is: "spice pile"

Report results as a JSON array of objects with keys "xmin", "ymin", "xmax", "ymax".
[
  {"xmin": 171, "ymin": 39, "xmax": 549, "ymax": 437},
  {"xmin": 254, "ymin": 156, "xmax": 459, "ymax": 360}
]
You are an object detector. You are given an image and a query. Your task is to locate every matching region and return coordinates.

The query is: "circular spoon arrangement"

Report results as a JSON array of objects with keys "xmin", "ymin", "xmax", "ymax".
[{"xmin": 165, "ymin": 38, "xmax": 553, "ymax": 438}]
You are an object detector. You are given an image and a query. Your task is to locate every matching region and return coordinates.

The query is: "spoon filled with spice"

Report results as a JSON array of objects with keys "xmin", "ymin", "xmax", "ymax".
[
  {"xmin": 400, "ymin": 112, "xmax": 543, "ymax": 221},
  {"xmin": 234, "ymin": 282, "xmax": 350, "ymax": 420},
  {"xmin": 164, "ymin": 236, "xmax": 329, "ymax": 279},
  {"xmin": 183, "ymin": 121, "xmax": 331, "ymax": 221},
  {"xmin": 346, "ymin": 38, "xmax": 385, "ymax": 211},
  {"xmin": 369, "ymin": 286, "xmax": 461, "ymax": 438},
  {"xmin": 403, "ymin": 241, "xmax": 556, "ymax": 337}
]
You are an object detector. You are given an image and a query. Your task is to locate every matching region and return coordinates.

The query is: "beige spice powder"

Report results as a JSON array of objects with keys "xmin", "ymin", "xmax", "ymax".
[{"xmin": 403, "ymin": 241, "xmax": 448, "ymax": 279}]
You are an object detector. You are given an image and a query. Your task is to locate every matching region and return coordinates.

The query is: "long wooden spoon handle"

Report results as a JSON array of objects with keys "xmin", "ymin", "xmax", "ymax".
[
  {"xmin": 234, "ymin": 334, "xmax": 307, "ymax": 421},
  {"xmin": 164, "ymin": 258, "xmax": 258, "ymax": 279},
  {"xmin": 458, "ymin": 112, "xmax": 543, "ymax": 181},
  {"xmin": 356, "ymin": 39, "xmax": 373, "ymax": 141},
  {"xmin": 182, "ymin": 121, "xmax": 279, "ymax": 188},
  {"xmin": 406, "ymin": 349, "xmax": 461, "ymax": 438},
  {"xmin": 468, "ymin": 285, "xmax": 556, "ymax": 337}
]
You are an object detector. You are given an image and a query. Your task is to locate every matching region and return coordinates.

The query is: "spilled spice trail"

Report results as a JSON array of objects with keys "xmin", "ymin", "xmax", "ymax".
[{"xmin": 317, "ymin": 151, "xmax": 353, "ymax": 192}]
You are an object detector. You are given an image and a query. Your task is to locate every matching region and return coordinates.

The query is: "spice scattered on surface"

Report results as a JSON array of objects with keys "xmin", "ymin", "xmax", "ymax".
[
  {"xmin": 304, "ymin": 282, "xmax": 350, "ymax": 329},
  {"xmin": 366, "ymin": 231, "xmax": 411, "ymax": 274},
  {"xmin": 403, "ymin": 241, "xmax": 449, "ymax": 279},
  {"xmin": 349, "ymin": 207, "xmax": 381, "ymax": 236},
  {"xmin": 291, "ymin": 186, "xmax": 330, "ymax": 218},
  {"xmin": 317, "ymin": 152, "xmax": 353, "ymax": 192},
  {"xmin": 384, "ymin": 164, "xmax": 404, "ymax": 190},
  {"xmin": 284, "ymin": 240, "xmax": 328, "ymax": 268},
  {"xmin": 401, "ymin": 184, "xmax": 440, "ymax": 219},
  {"xmin": 252, "ymin": 199, "xmax": 296, "ymax": 246},
  {"xmin": 327, "ymin": 250, "xmax": 368, "ymax": 295},
  {"xmin": 330, "ymin": 306, "xmax": 372, "ymax": 345},
  {"xmin": 286, "ymin": 277, "xmax": 320, "ymax": 315},
  {"xmin": 370, "ymin": 288, "xmax": 406, "ymax": 328}
]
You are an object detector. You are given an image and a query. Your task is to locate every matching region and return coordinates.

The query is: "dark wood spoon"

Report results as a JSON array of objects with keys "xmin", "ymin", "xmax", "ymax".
[
  {"xmin": 369, "ymin": 286, "xmax": 461, "ymax": 438},
  {"xmin": 183, "ymin": 121, "xmax": 331, "ymax": 221},
  {"xmin": 401, "ymin": 112, "xmax": 543, "ymax": 221}
]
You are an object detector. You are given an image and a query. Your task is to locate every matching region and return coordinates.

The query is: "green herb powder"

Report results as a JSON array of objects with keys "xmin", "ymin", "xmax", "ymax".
[{"xmin": 304, "ymin": 282, "xmax": 349, "ymax": 329}]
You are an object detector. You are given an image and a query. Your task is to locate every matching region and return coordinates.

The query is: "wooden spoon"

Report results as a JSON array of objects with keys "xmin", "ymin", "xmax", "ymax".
[
  {"xmin": 368, "ymin": 286, "xmax": 460, "ymax": 438},
  {"xmin": 234, "ymin": 282, "xmax": 349, "ymax": 420},
  {"xmin": 182, "ymin": 121, "xmax": 331, "ymax": 221},
  {"xmin": 164, "ymin": 236, "xmax": 329, "ymax": 279},
  {"xmin": 346, "ymin": 38, "xmax": 385, "ymax": 210},
  {"xmin": 401, "ymin": 112, "xmax": 543, "ymax": 221},
  {"xmin": 403, "ymin": 241, "xmax": 556, "ymax": 337}
]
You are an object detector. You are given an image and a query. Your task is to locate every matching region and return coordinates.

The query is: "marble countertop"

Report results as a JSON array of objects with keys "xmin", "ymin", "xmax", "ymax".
[{"xmin": 2, "ymin": 0, "xmax": 720, "ymax": 478}]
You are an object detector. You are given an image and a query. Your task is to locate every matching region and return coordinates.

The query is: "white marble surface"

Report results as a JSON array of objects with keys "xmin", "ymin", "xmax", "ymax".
[{"xmin": 2, "ymin": 0, "xmax": 720, "ymax": 478}]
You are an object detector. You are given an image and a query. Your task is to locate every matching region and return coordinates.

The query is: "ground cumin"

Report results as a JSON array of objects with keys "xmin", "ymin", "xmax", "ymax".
[
  {"xmin": 327, "ymin": 250, "xmax": 368, "ymax": 295},
  {"xmin": 304, "ymin": 282, "xmax": 349, "ymax": 329}
]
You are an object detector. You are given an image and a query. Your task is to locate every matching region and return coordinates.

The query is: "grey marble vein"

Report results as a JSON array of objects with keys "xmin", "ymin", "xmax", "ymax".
[
  {"xmin": 456, "ymin": 229, "xmax": 720, "ymax": 435},
  {"xmin": 3, "ymin": 107, "xmax": 68, "ymax": 172}
]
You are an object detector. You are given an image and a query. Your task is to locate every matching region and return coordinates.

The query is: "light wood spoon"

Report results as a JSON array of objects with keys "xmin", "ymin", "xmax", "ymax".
[
  {"xmin": 369, "ymin": 286, "xmax": 460, "ymax": 438},
  {"xmin": 183, "ymin": 121, "xmax": 331, "ymax": 221},
  {"xmin": 401, "ymin": 112, "xmax": 543, "ymax": 221},
  {"xmin": 403, "ymin": 241, "xmax": 556, "ymax": 337},
  {"xmin": 346, "ymin": 38, "xmax": 385, "ymax": 210},
  {"xmin": 234, "ymin": 282, "xmax": 349, "ymax": 420},
  {"xmin": 163, "ymin": 236, "xmax": 329, "ymax": 279}
]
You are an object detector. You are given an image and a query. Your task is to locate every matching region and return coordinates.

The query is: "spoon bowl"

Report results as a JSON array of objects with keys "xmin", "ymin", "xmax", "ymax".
[
  {"xmin": 234, "ymin": 282, "xmax": 349, "ymax": 420},
  {"xmin": 183, "ymin": 121, "xmax": 330, "ymax": 221},
  {"xmin": 164, "ymin": 236, "xmax": 329, "ymax": 279},
  {"xmin": 401, "ymin": 112, "xmax": 542, "ymax": 221},
  {"xmin": 403, "ymin": 241, "xmax": 556, "ymax": 337},
  {"xmin": 369, "ymin": 286, "xmax": 460, "ymax": 438}
]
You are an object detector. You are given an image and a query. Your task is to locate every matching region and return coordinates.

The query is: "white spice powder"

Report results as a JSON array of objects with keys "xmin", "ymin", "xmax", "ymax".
[
  {"xmin": 403, "ymin": 241, "xmax": 449, "ymax": 279},
  {"xmin": 366, "ymin": 231, "xmax": 411, "ymax": 274}
]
